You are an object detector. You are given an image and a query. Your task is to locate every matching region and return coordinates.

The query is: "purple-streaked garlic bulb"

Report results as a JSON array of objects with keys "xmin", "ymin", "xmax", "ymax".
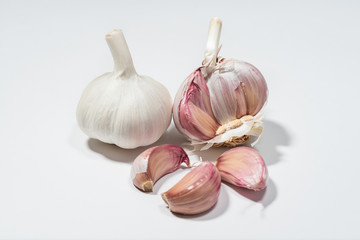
[
  {"xmin": 161, "ymin": 161, "xmax": 221, "ymax": 215},
  {"xmin": 173, "ymin": 17, "xmax": 268, "ymax": 150},
  {"xmin": 131, "ymin": 144, "xmax": 190, "ymax": 192},
  {"xmin": 216, "ymin": 146, "xmax": 268, "ymax": 191}
]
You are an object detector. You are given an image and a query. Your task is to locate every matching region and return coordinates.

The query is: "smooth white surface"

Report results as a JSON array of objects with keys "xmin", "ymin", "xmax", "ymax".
[{"xmin": 1, "ymin": 0, "xmax": 359, "ymax": 239}]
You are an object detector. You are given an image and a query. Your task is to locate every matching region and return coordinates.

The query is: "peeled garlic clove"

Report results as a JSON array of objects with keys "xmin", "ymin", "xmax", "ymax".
[
  {"xmin": 131, "ymin": 145, "xmax": 190, "ymax": 192},
  {"xmin": 77, "ymin": 29, "xmax": 172, "ymax": 149},
  {"xmin": 216, "ymin": 147, "xmax": 268, "ymax": 191},
  {"xmin": 161, "ymin": 161, "xmax": 221, "ymax": 215},
  {"xmin": 173, "ymin": 17, "xmax": 268, "ymax": 149}
]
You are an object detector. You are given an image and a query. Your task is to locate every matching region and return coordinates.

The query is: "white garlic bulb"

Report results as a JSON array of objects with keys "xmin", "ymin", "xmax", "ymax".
[{"xmin": 77, "ymin": 29, "xmax": 172, "ymax": 149}]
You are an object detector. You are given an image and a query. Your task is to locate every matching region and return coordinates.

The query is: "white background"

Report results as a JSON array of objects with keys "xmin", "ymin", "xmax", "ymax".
[{"xmin": 1, "ymin": 0, "xmax": 359, "ymax": 239}]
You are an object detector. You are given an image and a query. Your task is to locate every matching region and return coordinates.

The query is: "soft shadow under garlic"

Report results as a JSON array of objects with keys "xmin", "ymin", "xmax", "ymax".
[
  {"xmin": 224, "ymin": 178, "xmax": 277, "ymax": 209},
  {"xmin": 188, "ymin": 146, "xmax": 228, "ymax": 163},
  {"xmin": 151, "ymin": 167, "xmax": 189, "ymax": 194},
  {"xmin": 87, "ymin": 125, "xmax": 187, "ymax": 164},
  {"xmin": 180, "ymin": 119, "xmax": 290, "ymax": 166},
  {"xmin": 250, "ymin": 119, "xmax": 291, "ymax": 165}
]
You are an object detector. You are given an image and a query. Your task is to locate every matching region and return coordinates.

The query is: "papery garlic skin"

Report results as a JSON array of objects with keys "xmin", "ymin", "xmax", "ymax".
[
  {"xmin": 131, "ymin": 145, "xmax": 190, "ymax": 192},
  {"xmin": 173, "ymin": 68, "xmax": 220, "ymax": 142},
  {"xmin": 173, "ymin": 18, "xmax": 268, "ymax": 150},
  {"xmin": 77, "ymin": 30, "xmax": 172, "ymax": 149},
  {"xmin": 204, "ymin": 59, "xmax": 267, "ymax": 125},
  {"xmin": 161, "ymin": 161, "xmax": 221, "ymax": 215},
  {"xmin": 216, "ymin": 147, "xmax": 268, "ymax": 191}
]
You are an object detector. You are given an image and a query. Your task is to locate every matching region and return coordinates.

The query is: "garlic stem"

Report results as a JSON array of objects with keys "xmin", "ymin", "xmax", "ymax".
[
  {"xmin": 203, "ymin": 17, "xmax": 222, "ymax": 66},
  {"xmin": 106, "ymin": 29, "xmax": 137, "ymax": 77}
]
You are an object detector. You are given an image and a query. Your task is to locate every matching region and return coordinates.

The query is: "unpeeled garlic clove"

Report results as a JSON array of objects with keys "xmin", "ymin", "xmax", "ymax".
[
  {"xmin": 216, "ymin": 146, "xmax": 268, "ymax": 191},
  {"xmin": 131, "ymin": 145, "xmax": 190, "ymax": 192},
  {"xmin": 205, "ymin": 59, "xmax": 268, "ymax": 124},
  {"xmin": 161, "ymin": 161, "xmax": 221, "ymax": 215},
  {"xmin": 173, "ymin": 68, "xmax": 220, "ymax": 142}
]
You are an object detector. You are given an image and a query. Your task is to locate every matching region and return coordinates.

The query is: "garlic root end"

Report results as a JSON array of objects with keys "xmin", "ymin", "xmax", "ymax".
[
  {"xmin": 142, "ymin": 180, "xmax": 153, "ymax": 192},
  {"xmin": 161, "ymin": 193, "xmax": 169, "ymax": 206},
  {"xmin": 133, "ymin": 172, "xmax": 154, "ymax": 192}
]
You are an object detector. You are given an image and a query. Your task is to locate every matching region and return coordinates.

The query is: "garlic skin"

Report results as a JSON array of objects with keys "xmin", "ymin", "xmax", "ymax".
[
  {"xmin": 216, "ymin": 147, "xmax": 268, "ymax": 191},
  {"xmin": 77, "ymin": 29, "xmax": 172, "ymax": 149},
  {"xmin": 161, "ymin": 161, "xmax": 221, "ymax": 215},
  {"xmin": 131, "ymin": 145, "xmax": 190, "ymax": 192},
  {"xmin": 173, "ymin": 18, "xmax": 268, "ymax": 150}
]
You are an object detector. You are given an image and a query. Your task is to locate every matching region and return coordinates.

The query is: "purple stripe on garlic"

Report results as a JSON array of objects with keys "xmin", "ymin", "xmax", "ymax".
[
  {"xmin": 216, "ymin": 146, "xmax": 268, "ymax": 191},
  {"xmin": 161, "ymin": 161, "xmax": 221, "ymax": 215},
  {"xmin": 173, "ymin": 68, "xmax": 220, "ymax": 142},
  {"xmin": 131, "ymin": 145, "xmax": 190, "ymax": 192}
]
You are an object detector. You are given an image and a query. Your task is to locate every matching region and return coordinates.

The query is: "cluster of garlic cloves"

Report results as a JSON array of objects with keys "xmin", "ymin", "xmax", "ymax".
[
  {"xmin": 216, "ymin": 147, "xmax": 268, "ymax": 191},
  {"xmin": 77, "ymin": 29, "xmax": 172, "ymax": 149},
  {"xmin": 161, "ymin": 161, "xmax": 221, "ymax": 215},
  {"xmin": 131, "ymin": 145, "xmax": 222, "ymax": 215},
  {"xmin": 131, "ymin": 144, "xmax": 268, "ymax": 215},
  {"xmin": 131, "ymin": 145, "xmax": 190, "ymax": 192},
  {"xmin": 173, "ymin": 17, "xmax": 268, "ymax": 150}
]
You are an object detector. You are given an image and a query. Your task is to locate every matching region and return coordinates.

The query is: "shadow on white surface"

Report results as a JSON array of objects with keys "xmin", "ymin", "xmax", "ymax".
[
  {"xmin": 179, "ymin": 119, "xmax": 290, "ymax": 165},
  {"xmin": 151, "ymin": 165, "xmax": 190, "ymax": 194},
  {"xmin": 158, "ymin": 186, "xmax": 229, "ymax": 221},
  {"xmin": 254, "ymin": 119, "xmax": 291, "ymax": 165},
  {"xmin": 190, "ymin": 146, "xmax": 229, "ymax": 163},
  {"xmin": 83, "ymin": 119, "xmax": 289, "ymax": 167},
  {"xmin": 87, "ymin": 125, "xmax": 187, "ymax": 163},
  {"xmin": 224, "ymin": 178, "xmax": 277, "ymax": 209}
]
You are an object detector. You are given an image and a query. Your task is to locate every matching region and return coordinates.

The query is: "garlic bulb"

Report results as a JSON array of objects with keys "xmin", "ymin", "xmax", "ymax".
[
  {"xmin": 216, "ymin": 147, "xmax": 268, "ymax": 191},
  {"xmin": 161, "ymin": 161, "xmax": 221, "ymax": 215},
  {"xmin": 173, "ymin": 18, "xmax": 268, "ymax": 150},
  {"xmin": 77, "ymin": 29, "xmax": 172, "ymax": 149},
  {"xmin": 131, "ymin": 144, "xmax": 190, "ymax": 192}
]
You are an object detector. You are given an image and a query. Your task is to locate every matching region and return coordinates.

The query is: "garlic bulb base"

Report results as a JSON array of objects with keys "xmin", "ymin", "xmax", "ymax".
[
  {"xmin": 213, "ymin": 135, "xmax": 251, "ymax": 148},
  {"xmin": 190, "ymin": 114, "xmax": 264, "ymax": 151},
  {"xmin": 215, "ymin": 115, "xmax": 254, "ymax": 135}
]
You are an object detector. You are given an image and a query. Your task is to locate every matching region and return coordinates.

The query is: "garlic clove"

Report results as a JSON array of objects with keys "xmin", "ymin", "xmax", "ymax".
[
  {"xmin": 131, "ymin": 145, "xmax": 190, "ymax": 192},
  {"xmin": 216, "ymin": 146, "xmax": 268, "ymax": 191},
  {"xmin": 232, "ymin": 60, "xmax": 268, "ymax": 116},
  {"xmin": 173, "ymin": 69, "xmax": 220, "ymax": 141},
  {"xmin": 161, "ymin": 161, "xmax": 221, "ymax": 215},
  {"xmin": 205, "ymin": 59, "xmax": 267, "ymax": 124}
]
